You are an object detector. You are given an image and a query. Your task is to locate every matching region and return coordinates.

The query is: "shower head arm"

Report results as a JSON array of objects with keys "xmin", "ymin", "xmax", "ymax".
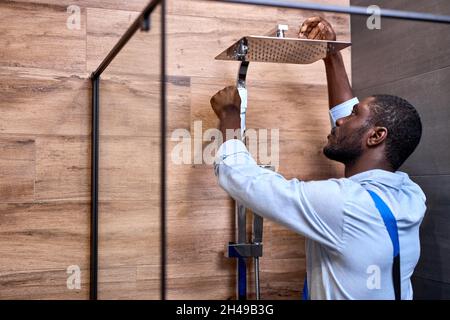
[{"xmin": 237, "ymin": 61, "xmax": 249, "ymax": 141}]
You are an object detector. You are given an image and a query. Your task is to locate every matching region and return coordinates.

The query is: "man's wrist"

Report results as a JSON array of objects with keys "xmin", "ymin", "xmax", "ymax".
[
  {"xmin": 219, "ymin": 117, "xmax": 241, "ymax": 141},
  {"xmin": 324, "ymin": 51, "xmax": 342, "ymax": 65}
]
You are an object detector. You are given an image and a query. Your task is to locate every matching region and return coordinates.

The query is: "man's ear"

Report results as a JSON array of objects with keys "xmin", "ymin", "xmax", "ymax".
[{"xmin": 367, "ymin": 126, "xmax": 388, "ymax": 147}]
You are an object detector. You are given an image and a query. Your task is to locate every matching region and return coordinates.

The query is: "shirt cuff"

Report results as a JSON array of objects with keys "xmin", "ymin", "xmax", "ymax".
[
  {"xmin": 214, "ymin": 139, "xmax": 251, "ymax": 176},
  {"xmin": 329, "ymin": 97, "xmax": 359, "ymax": 128},
  {"xmin": 215, "ymin": 139, "xmax": 248, "ymax": 162}
]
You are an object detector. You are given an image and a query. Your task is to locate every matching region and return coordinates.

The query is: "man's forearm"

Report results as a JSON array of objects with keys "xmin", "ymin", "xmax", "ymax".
[
  {"xmin": 219, "ymin": 121, "xmax": 240, "ymax": 142},
  {"xmin": 324, "ymin": 52, "xmax": 354, "ymax": 110}
]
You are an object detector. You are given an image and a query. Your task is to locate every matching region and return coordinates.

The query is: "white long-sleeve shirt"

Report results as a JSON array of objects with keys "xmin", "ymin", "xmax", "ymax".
[{"xmin": 213, "ymin": 98, "xmax": 426, "ymax": 299}]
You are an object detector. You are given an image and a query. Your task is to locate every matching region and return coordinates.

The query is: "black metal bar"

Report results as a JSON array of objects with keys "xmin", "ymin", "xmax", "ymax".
[
  {"xmin": 215, "ymin": 0, "xmax": 450, "ymax": 24},
  {"xmin": 90, "ymin": 76, "xmax": 99, "ymax": 300},
  {"xmin": 160, "ymin": 0, "xmax": 167, "ymax": 301},
  {"xmin": 91, "ymin": 0, "xmax": 162, "ymax": 79},
  {"xmin": 141, "ymin": 15, "xmax": 151, "ymax": 32}
]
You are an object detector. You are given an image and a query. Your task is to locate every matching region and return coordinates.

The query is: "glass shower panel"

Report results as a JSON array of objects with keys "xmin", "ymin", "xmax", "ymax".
[{"xmin": 97, "ymin": 5, "xmax": 162, "ymax": 299}]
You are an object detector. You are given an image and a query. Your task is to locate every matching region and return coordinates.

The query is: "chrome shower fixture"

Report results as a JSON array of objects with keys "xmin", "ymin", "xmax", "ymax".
[{"xmin": 216, "ymin": 35, "xmax": 350, "ymax": 64}]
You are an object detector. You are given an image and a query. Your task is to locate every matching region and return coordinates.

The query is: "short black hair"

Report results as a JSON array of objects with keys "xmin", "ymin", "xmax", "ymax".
[{"xmin": 368, "ymin": 94, "xmax": 422, "ymax": 170}]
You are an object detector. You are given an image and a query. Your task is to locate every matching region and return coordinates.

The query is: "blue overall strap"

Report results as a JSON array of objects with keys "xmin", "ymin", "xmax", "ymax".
[
  {"xmin": 367, "ymin": 190, "xmax": 401, "ymax": 300},
  {"xmin": 302, "ymin": 277, "xmax": 308, "ymax": 300},
  {"xmin": 238, "ymin": 257, "xmax": 247, "ymax": 300}
]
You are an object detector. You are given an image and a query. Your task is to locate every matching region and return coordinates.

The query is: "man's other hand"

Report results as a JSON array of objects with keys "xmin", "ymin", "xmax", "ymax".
[
  {"xmin": 299, "ymin": 16, "xmax": 336, "ymax": 41},
  {"xmin": 210, "ymin": 86, "xmax": 241, "ymax": 140},
  {"xmin": 210, "ymin": 86, "xmax": 241, "ymax": 120}
]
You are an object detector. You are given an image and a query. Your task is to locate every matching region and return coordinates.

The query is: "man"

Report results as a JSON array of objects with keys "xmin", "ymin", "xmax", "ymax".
[{"xmin": 210, "ymin": 16, "xmax": 426, "ymax": 300}]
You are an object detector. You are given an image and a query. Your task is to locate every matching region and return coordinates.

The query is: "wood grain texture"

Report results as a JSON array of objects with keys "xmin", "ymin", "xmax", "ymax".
[
  {"xmin": 35, "ymin": 136, "xmax": 90, "ymax": 201},
  {"xmin": 0, "ymin": 201, "xmax": 89, "ymax": 272},
  {"xmin": 11, "ymin": 0, "xmax": 149, "ymax": 11},
  {"xmin": 99, "ymin": 201, "xmax": 160, "ymax": 268},
  {"xmin": 99, "ymin": 136, "xmax": 161, "ymax": 201},
  {"xmin": 0, "ymin": 137, "xmax": 35, "ymax": 202},
  {"xmin": 100, "ymin": 75, "xmax": 191, "ymax": 136},
  {"xmin": 34, "ymin": 135, "xmax": 160, "ymax": 202},
  {"xmin": 0, "ymin": 268, "xmax": 88, "ymax": 299},
  {"xmin": 1, "ymin": 0, "xmax": 351, "ymax": 299},
  {"xmin": 0, "ymin": 2, "xmax": 86, "ymax": 72},
  {"xmin": 0, "ymin": 67, "xmax": 90, "ymax": 136},
  {"xmin": 86, "ymin": 7, "xmax": 160, "ymax": 77},
  {"xmin": 98, "ymin": 265, "xmax": 160, "ymax": 299},
  {"xmin": 0, "ymin": 201, "xmax": 89, "ymax": 299},
  {"xmin": 169, "ymin": 0, "xmax": 351, "ymax": 42}
]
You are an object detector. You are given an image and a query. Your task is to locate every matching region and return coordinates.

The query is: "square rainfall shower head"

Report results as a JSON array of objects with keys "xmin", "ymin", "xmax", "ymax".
[{"xmin": 215, "ymin": 36, "xmax": 351, "ymax": 65}]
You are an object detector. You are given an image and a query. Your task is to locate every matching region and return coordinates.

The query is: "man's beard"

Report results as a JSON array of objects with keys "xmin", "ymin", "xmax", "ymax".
[{"xmin": 323, "ymin": 125, "xmax": 368, "ymax": 165}]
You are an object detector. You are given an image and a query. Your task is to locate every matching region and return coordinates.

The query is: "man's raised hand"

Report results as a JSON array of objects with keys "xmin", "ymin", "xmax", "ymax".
[{"xmin": 299, "ymin": 16, "xmax": 336, "ymax": 41}]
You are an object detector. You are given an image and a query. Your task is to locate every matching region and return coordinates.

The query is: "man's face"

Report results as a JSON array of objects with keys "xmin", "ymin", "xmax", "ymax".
[{"xmin": 323, "ymin": 97, "xmax": 375, "ymax": 164}]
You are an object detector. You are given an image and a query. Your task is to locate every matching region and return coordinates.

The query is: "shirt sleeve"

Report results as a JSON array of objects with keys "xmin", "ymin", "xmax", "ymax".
[
  {"xmin": 214, "ymin": 139, "xmax": 348, "ymax": 251},
  {"xmin": 329, "ymin": 97, "xmax": 359, "ymax": 128}
]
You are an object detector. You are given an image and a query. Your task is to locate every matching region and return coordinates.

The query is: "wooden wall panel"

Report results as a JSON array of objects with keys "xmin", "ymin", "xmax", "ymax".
[
  {"xmin": 98, "ymin": 265, "xmax": 159, "ymax": 299},
  {"xmin": 0, "ymin": 268, "xmax": 89, "ymax": 299},
  {"xmin": 0, "ymin": 67, "xmax": 89, "ymax": 136},
  {"xmin": 1, "ymin": 0, "xmax": 351, "ymax": 299},
  {"xmin": 0, "ymin": 138, "xmax": 35, "ymax": 203},
  {"xmin": 99, "ymin": 77, "xmax": 161, "ymax": 137},
  {"xmin": 0, "ymin": 202, "xmax": 89, "ymax": 272},
  {"xmin": 13, "ymin": 0, "xmax": 148, "ymax": 11},
  {"xmin": 98, "ymin": 202, "xmax": 160, "ymax": 299},
  {"xmin": 0, "ymin": 201, "xmax": 89, "ymax": 299},
  {"xmin": 0, "ymin": 0, "xmax": 91, "ymax": 299},
  {"xmin": 99, "ymin": 201, "xmax": 160, "ymax": 267},
  {"xmin": 0, "ymin": 2, "xmax": 86, "ymax": 73},
  {"xmin": 35, "ymin": 136, "xmax": 90, "ymax": 201},
  {"xmin": 86, "ymin": 8, "xmax": 156, "ymax": 76},
  {"xmin": 99, "ymin": 136, "xmax": 160, "ymax": 201}
]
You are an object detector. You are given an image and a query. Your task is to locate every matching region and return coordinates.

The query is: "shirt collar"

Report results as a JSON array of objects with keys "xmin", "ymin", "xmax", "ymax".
[{"xmin": 348, "ymin": 169, "xmax": 408, "ymax": 190}]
